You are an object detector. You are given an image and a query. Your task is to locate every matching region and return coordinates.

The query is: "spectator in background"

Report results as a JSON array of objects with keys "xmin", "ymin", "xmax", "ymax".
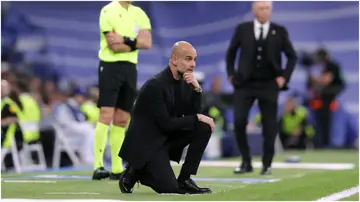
[
  {"xmin": 203, "ymin": 76, "xmax": 226, "ymax": 115},
  {"xmin": 253, "ymin": 94, "xmax": 315, "ymax": 150},
  {"xmin": 33, "ymin": 77, "xmax": 56, "ymax": 168},
  {"xmin": 1, "ymin": 79, "xmax": 29, "ymax": 171},
  {"xmin": 308, "ymin": 48, "xmax": 346, "ymax": 148},
  {"xmin": 12, "ymin": 76, "xmax": 42, "ymax": 146},
  {"xmin": 278, "ymin": 96, "xmax": 315, "ymax": 150},
  {"xmin": 40, "ymin": 79, "xmax": 56, "ymax": 104},
  {"xmin": 1, "ymin": 80, "xmax": 22, "ymax": 149},
  {"xmin": 52, "ymin": 87, "xmax": 95, "ymax": 165},
  {"xmin": 202, "ymin": 75, "xmax": 227, "ymax": 159},
  {"xmin": 79, "ymin": 87, "xmax": 100, "ymax": 125},
  {"xmin": 29, "ymin": 76, "xmax": 42, "ymax": 96},
  {"xmin": 1, "ymin": 67, "xmax": 17, "ymax": 85}
]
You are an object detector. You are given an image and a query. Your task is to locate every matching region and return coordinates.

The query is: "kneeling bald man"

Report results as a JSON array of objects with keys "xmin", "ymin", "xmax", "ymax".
[{"xmin": 118, "ymin": 41, "xmax": 214, "ymax": 195}]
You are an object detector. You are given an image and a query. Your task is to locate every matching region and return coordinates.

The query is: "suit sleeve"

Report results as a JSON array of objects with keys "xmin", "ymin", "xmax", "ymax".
[
  {"xmin": 281, "ymin": 27, "xmax": 298, "ymax": 82},
  {"xmin": 226, "ymin": 25, "xmax": 242, "ymax": 77},
  {"xmin": 184, "ymin": 91, "xmax": 202, "ymax": 115},
  {"xmin": 145, "ymin": 83, "xmax": 198, "ymax": 133}
]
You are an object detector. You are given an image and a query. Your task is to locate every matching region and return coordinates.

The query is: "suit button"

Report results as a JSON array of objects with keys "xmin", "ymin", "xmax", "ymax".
[
  {"xmin": 258, "ymin": 47, "xmax": 262, "ymax": 51},
  {"xmin": 257, "ymin": 55, "xmax": 262, "ymax": 60}
]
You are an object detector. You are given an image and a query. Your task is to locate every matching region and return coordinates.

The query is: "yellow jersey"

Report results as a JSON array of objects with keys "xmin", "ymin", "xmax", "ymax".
[{"xmin": 98, "ymin": 1, "xmax": 151, "ymax": 64}]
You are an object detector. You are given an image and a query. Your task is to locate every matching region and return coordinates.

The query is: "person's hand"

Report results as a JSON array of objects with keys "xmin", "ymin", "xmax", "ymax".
[
  {"xmin": 1, "ymin": 117, "xmax": 17, "ymax": 126},
  {"xmin": 276, "ymin": 76, "xmax": 286, "ymax": 88},
  {"xmin": 197, "ymin": 114, "xmax": 215, "ymax": 132},
  {"xmin": 106, "ymin": 29, "xmax": 124, "ymax": 45},
  {"xmin": 228, "ymin": 76, "xmax": 233, "ymax": 84},
  {"xmin": 183, "ymin": 72, "xmax": 200, "ymax": 90}
]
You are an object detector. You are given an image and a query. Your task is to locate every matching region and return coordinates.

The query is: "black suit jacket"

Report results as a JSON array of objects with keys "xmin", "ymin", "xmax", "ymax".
[
  {"xmin": 119, "ymin": 67, "xmax": 202, "ymax": 169},
  {"xmin": 226, "ymin": 21, "xmax": 298, "ymax": 90}
]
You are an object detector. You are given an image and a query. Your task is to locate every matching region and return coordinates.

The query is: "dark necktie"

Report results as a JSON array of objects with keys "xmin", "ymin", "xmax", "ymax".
[{"xmin": 259, "ymin": 26, "xmax": 264, "ymax": 41}]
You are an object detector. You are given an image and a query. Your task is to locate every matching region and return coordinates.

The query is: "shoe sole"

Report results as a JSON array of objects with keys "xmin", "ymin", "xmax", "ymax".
[{"xmin": 185, "ymin": 190, "xmax": 212, "ymax": 195}]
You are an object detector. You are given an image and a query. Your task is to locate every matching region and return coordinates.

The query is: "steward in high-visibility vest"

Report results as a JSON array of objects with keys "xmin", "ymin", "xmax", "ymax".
[
  {"xmin": 254, "ymin": 102, "xmax": 315, "ymax": 150},
  {"xmin": 3, "ymin": 78, "xmax": 41, "ymax": 147},
  {"xmin": 18, "ymin": 93, "xmax": 41, "ymax": 143},
  {"xmin": 1, "ymin": 96, "xmax": 22, "ymax": 148}
]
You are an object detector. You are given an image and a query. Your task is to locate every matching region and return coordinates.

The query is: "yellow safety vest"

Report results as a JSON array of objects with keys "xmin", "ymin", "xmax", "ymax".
[
  {"xmin": 1, "ymin": 97, "xmax": 21, "ymax": 148},
  {"xmin": 18, "ymin": 94, "xmax": 41, "ymax": 143},
  {"xmin": 208, "ymin": 106, "xmax": 224, "ymax": 136},
  {"xmin": 254, "ymin": 106, "xmax": 315, "ymax": 138},
  {"xmin": 98, "ymin": 1, "xmax": 152, "ymax": 64}
]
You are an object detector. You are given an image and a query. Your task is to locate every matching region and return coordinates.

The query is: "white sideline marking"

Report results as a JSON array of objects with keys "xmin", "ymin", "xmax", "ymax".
[
  {"xmin": 171, "ymin": 161, "xmax": 355, "ymax": 170},
  {"xmin": 315, "ymin": 186, "xmax": 359, "ymax": 201},
  {"xmin": 44, "ymin": 192, "xmax": 100, "ymax": 195},
  {"xmin": 2, "ymin": 180, "xmax": 56, "ymax": 183}
]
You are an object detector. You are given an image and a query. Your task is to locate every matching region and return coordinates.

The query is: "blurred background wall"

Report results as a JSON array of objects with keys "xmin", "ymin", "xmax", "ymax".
[{"xmin": 1, "ymin": 1, "xmax": 358, "ymax": 171}]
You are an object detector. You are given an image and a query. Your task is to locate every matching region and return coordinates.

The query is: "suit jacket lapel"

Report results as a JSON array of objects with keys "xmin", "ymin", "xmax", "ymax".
[
  {"xmin": 266, "ymin": 23, "xmax": 275, "ymax": 41},
  {"xmin": 266, "ymin": 23, "xmax": 275, "ymax": 57},
  {"xmin": 249, "ymin": 21, "xmax": 256, "ymax": 54}
]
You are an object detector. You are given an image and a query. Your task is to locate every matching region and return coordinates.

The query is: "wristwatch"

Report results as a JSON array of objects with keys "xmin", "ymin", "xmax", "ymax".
[{"xmin": 194, "ymin": 85, "xmax": 202, "ymax": 93}]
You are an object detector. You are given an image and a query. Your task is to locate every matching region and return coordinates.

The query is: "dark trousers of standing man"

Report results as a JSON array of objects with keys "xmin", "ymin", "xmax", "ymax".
[{"xmin": 234, "ymin": 81, "xmax": 279, "ymax": 168}]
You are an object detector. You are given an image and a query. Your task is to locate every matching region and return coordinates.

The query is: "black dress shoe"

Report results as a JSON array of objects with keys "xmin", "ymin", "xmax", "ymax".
[
  {"xmin": 178, "ymin": 178, "xmax": 212, "ymax": 194},
  {"xmin": 92, "ymin": 167, "xmax": 110, "ymax": 180},
  {"xmin": 260, "ymin": 167, "xmax": 271, "ymax": 175},
  {"xmin": 119, "ymin": 166, "xmax": 139, "ymax": 194},
  {"xmin": 109, "ymin": 172, "xmax": 123, "ymax": 180},
  {"xmin": 234, "ymin": 163, "xmax": 253, "ymax": 174}
]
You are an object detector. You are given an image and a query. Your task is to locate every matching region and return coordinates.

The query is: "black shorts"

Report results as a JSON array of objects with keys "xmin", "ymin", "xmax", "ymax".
[{"xmin": 97, "ymin": 61, "xmax": 137, "ymax": 112}]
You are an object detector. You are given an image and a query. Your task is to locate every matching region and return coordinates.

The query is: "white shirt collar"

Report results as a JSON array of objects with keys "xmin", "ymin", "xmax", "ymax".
[{"xmin": 254, "ymin": 19, "xmax": 270, "ymax": 29}]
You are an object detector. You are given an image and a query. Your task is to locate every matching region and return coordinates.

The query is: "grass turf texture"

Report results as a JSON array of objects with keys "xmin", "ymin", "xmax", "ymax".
[{"xmin": 1, "ymin": 150, "xmax": 359, "ymax": 201}]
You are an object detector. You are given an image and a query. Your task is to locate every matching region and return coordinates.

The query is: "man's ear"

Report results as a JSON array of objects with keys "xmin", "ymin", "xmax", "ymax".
[{"xmin": 171, "ymin": 55, "xmax": 177, "ymax": 65}]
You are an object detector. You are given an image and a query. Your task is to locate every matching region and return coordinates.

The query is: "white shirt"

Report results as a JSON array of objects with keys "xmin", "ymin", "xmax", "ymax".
[
  {"xmin": 53, "ymin": 99, "xmax": 86, "ymax": 129},
  {"xmin": 254, "ymin": 19, "xmax": 270, "ymax": 40}
]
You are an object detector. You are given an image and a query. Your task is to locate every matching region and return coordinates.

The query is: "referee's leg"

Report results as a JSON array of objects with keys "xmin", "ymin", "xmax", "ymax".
[
  {"xmin": 110, "ymin": 63, "xmax": 137, "ymax": 180},
  {"xmin": 92, "ymin": 61, "xmax": 122, "ymax": 180}
]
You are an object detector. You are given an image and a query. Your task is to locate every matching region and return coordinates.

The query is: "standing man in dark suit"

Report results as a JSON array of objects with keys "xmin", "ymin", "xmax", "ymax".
[
  {"xmin": 226, "ymin": 1, "xmax": 297, "ymax": 175},
  {"xmin": 118, "ymin": 41, "xmax": 214, "ymax": 195}
]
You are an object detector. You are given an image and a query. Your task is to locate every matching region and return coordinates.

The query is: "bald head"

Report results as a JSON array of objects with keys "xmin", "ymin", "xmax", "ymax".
[
  {"xmin": 171, "ymin": 41, "xmax": 196, "ymax": 57},
  {"xmin": 169, "ymin": 41, "xmax": 197, "ymax": 77},
  {"xmin": 252, "ymin": 1, "xmax": 272, "ymax": 23}
]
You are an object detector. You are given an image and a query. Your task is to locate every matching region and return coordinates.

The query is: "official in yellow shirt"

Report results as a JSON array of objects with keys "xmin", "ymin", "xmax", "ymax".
[{"xmin": 93, "ymin": 0, "xmax": 152, "ymax": 180}]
